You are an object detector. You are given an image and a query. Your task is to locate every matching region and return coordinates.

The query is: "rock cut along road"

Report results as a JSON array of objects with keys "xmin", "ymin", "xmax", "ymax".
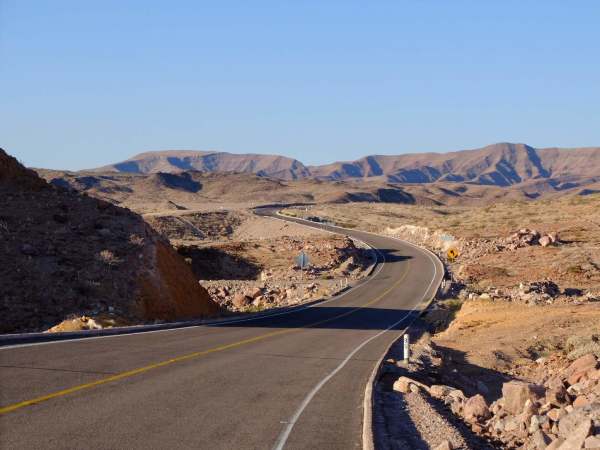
[{"xmin": 0, "ymin": 209, "xmax": 443, "ymax": 449}]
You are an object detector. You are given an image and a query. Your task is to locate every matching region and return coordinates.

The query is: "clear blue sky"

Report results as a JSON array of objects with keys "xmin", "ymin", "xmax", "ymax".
[{"xmin": 1, "ymin": 1, "xmax": 599, "ymax": 170}]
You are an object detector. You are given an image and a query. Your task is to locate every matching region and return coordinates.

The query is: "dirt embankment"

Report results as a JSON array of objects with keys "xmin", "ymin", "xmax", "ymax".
[
  {"xmin": 0, "ymin": 149, "xmax": 219, "ymax": 334},
  {"xmin": 137, "ymin": 240, "xmax": 220, "ymax": 320},
  {"xmin": 144, "ymin": 209, "xmax": 374, "ymax": 312}
]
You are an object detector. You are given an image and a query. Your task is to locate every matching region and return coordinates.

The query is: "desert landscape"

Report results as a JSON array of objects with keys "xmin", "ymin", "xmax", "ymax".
[
  {"xmin": 2, "ymin": 143, "xmax": 599, "ymax": 449},
  {"xmin": 4, "ymin": 5, "xmax": 599, "ymax": 448}
]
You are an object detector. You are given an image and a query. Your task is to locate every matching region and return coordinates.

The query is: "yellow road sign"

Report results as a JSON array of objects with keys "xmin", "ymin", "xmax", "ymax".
[{"xmin": 447, "ymin": 248, "xmax": 459, "ymax": 260}]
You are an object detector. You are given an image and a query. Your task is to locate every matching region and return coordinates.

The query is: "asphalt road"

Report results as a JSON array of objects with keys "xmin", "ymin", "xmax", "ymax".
[{"xmin": 0, "ymin": 210, "xmax": 443, "ymax": 450}]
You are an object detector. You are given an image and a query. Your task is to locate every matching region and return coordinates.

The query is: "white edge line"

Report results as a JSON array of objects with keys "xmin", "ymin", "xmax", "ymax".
[
  {"xmin": 0, "ymin": 213, "xmax": 384, "ymax": 351},
  {"xmin": 272, "ymin": 212, "xmax": 443, "ymax": 450},
  {"xmin": 362, "ymin": 237, "xmax": 443, "ymax": 450}
]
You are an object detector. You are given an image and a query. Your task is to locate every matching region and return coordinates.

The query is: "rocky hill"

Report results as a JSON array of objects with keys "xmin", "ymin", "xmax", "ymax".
[
  {"xmin": 0, "ymin": 149, "xmax": 220, "ymax": 333},
  {"xmin": 89, "ymin": 143, "xmax": 600, "ymax": 189},
  {"xmin": 309, "ymin": 143, "xmax": 600, "ymax": 186},
  {"xmin": 95, "ymin": 150, "xmax": 311, "ymax": 180}
]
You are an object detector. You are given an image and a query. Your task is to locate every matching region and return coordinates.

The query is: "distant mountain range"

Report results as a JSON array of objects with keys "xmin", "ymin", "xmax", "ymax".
[
  {"xmin": 95, "ymin": 150, "xmax": 311, "ymax": 181},
  {"xmin": 92, "ymin": 143, "xmax": 600, "ymax": 188}
]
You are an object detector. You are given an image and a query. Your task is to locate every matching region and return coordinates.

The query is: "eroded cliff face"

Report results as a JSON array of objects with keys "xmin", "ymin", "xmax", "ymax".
[
  {"xmin": 136, "ymin": 240, "xmax": 220, "ymax": 320},
  {"xmin": 0, "ymin": 148, "xmax": 219, "ymax": 333}
]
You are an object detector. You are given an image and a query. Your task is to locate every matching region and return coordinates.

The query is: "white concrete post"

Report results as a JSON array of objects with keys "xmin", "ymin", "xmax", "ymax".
[{"xmin": 403, "ymin": 334, "xmax": 410, "ymax": 363}]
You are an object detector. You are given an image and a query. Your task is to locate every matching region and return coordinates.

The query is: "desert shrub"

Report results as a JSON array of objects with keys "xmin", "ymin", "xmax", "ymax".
[
  {"xmin": 129, "ymin": 233, "xmax": 144, "ymax": 247},
  {"xmin": 486, "ymin": 266, "xmax": 510, "ymax": 277},
  {"xmin": 565, "ymin": 334, "xmax": 600, "ymax": 360},
  {"xmin": 527, "ymin": 339, "xmax": 561, "ymax": 359},
  {"xmin": 335, "ymin": 221, "xmax": 357, "ymax": 229},
  {"xmin": 443, "ymin": 298, "xmax": 464, "ymax": 312},
  {"xmin": 97, "ymin": 249, "xmax": 121, "ymax": 267}
]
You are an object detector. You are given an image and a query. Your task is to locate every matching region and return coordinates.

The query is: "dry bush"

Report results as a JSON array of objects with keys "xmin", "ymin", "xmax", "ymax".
[
  {"xmin": 566, "ymin": 334, "xmax": 600, "ymax": 360},
  {"xmin": 129, "ymin": 233, "xmax": 145, "ymax": 247},
  {"xmin": 97, "ymin": 249, "xmax": 121, "ymax": 267}
]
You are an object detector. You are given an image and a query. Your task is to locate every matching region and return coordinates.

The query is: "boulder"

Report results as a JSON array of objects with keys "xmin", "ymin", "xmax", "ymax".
[
  {"xmin": 430, "ymin": 384, "xmax": 454, "ymax": 399},
  {"xmin": 392, "ymin": 376, "xmax": 428, "ymax": 394},
  {"xmin": 557, "ymin": 418, "xmax": 591, "ymax": 449},
  {"xmin": 573, "ymin": 395, "xmax": 591, "ymax": 408},
  {"xmin": 232, "ymin": 293, "xmax": 252, "ymax": 308},
  {"xmin": 464, "ymin": 394, "xmax": 491, "ymax": 422},
  {"xmin": 565, "ymin": 354, "xmax": 598, "ymax": 386},
  {"xmin": 540, "ymin": 235, "xmax": 552, "ymax": 247},
  {"xmin": 502, "ymin": 381, "xmax": 545, "ymax": 415},
  {"xmin": 548, "ymin": 408, "xmax": 567, "ymax": 422},
  {"xmin": 529, "ymin": 414, "xmax": 549, "ymax": 434},
  {"xmin": 530, "ymin": 430, "xmax": 552, "ymax": 449},
  {"xmin": 558, "ymin": 403, "xmax": 600, "ymax": 439},
  {"xmin": 445, "ymin": 389, "xmax": 466, "ymax": 415},
  {"xmin": 547, "ymin": 379, "xmax": 570, "ymax": 406}
]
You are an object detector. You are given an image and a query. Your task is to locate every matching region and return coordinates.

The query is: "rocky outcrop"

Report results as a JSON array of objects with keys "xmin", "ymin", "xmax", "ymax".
[
  {"xmin": 0, "ymin": 148, "xmax": 219, "ymax": 333},
  {"xmin": 0, "ymin": 149, "xmax": 47, "ymax": 190}
]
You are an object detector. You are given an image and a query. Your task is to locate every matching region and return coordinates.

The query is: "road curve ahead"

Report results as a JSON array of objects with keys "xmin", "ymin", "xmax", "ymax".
[{"xmin": 0, "ymin": 209, "xmax": 443, "ymax": 450}]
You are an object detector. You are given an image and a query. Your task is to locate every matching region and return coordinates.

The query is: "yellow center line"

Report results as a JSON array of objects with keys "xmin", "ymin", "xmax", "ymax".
[{"xmin": 0, "ymin": 259, "xmax": 410, "ymax": 416}]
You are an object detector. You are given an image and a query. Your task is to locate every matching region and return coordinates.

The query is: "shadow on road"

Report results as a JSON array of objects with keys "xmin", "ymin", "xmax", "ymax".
[
  {"xmin": 372, "ymin": 250, "xmax": 412, "ymax": 263},
  {"xmin": 211, "ymin": 305, "xmax": 422, "ymax": 331}
]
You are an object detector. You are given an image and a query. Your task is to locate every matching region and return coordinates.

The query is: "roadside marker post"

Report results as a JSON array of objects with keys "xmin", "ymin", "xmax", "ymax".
[
  {"xmin": 295, "ymin": 251, "xmax": 310, "ymax": 301},
  {"xmin": 403, "ymin": 334, "xmax": 410, "ymax": 363}
]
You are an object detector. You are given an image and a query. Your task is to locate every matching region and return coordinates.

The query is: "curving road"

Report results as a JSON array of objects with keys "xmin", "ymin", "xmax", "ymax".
[{"xmin": 0, "ymin": 209, "xmax": 443, "ymax": 449}]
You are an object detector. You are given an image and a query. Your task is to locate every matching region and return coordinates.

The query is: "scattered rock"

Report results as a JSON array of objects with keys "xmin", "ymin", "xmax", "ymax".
[
  {"xmin": 430, "ymin": 384, "xmax": 454, "ymax": 399},
  {"xmin": 463, "ymin": 394, "xmax": 491, "ymax": 422},
  {"xmin": 232, "ymin": 293, "xmax": 252, "ymax": 308},
  {"xmin": 393, "ymin": 376, "xmax": 429, "ymax": 394},
  {"xmin": 565, "ymin": 354, "xmax": 598, "ymax": 385},
  {"xmin": 502, "ymin": 380, "xmax": 545, "ymax": 415},
  {"xmin": 557, "ymin": 418, "xmax": 591, "ymax": 449},
  {"xmin": 530, "ymin": 429, "xmax": 552, "ymax": 449}
]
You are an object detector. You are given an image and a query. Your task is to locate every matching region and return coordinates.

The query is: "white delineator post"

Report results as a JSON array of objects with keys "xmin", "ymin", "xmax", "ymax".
[
  {"xmin": 403, "ymin": 333, "xmax": 410, "ymax": 363},
  {"xmin": 300, "ymin": 264, "xmax": 303, "ymax": 300}
]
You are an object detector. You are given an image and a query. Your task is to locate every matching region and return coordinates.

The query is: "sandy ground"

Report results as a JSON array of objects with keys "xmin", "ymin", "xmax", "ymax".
[
  {"xmin": 433, "ymin": 299, "xmax": 600, "ymax": 377},
  {"xmin": 232, "ymin": 214, "xmax": 329, "ymax": 240}
]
